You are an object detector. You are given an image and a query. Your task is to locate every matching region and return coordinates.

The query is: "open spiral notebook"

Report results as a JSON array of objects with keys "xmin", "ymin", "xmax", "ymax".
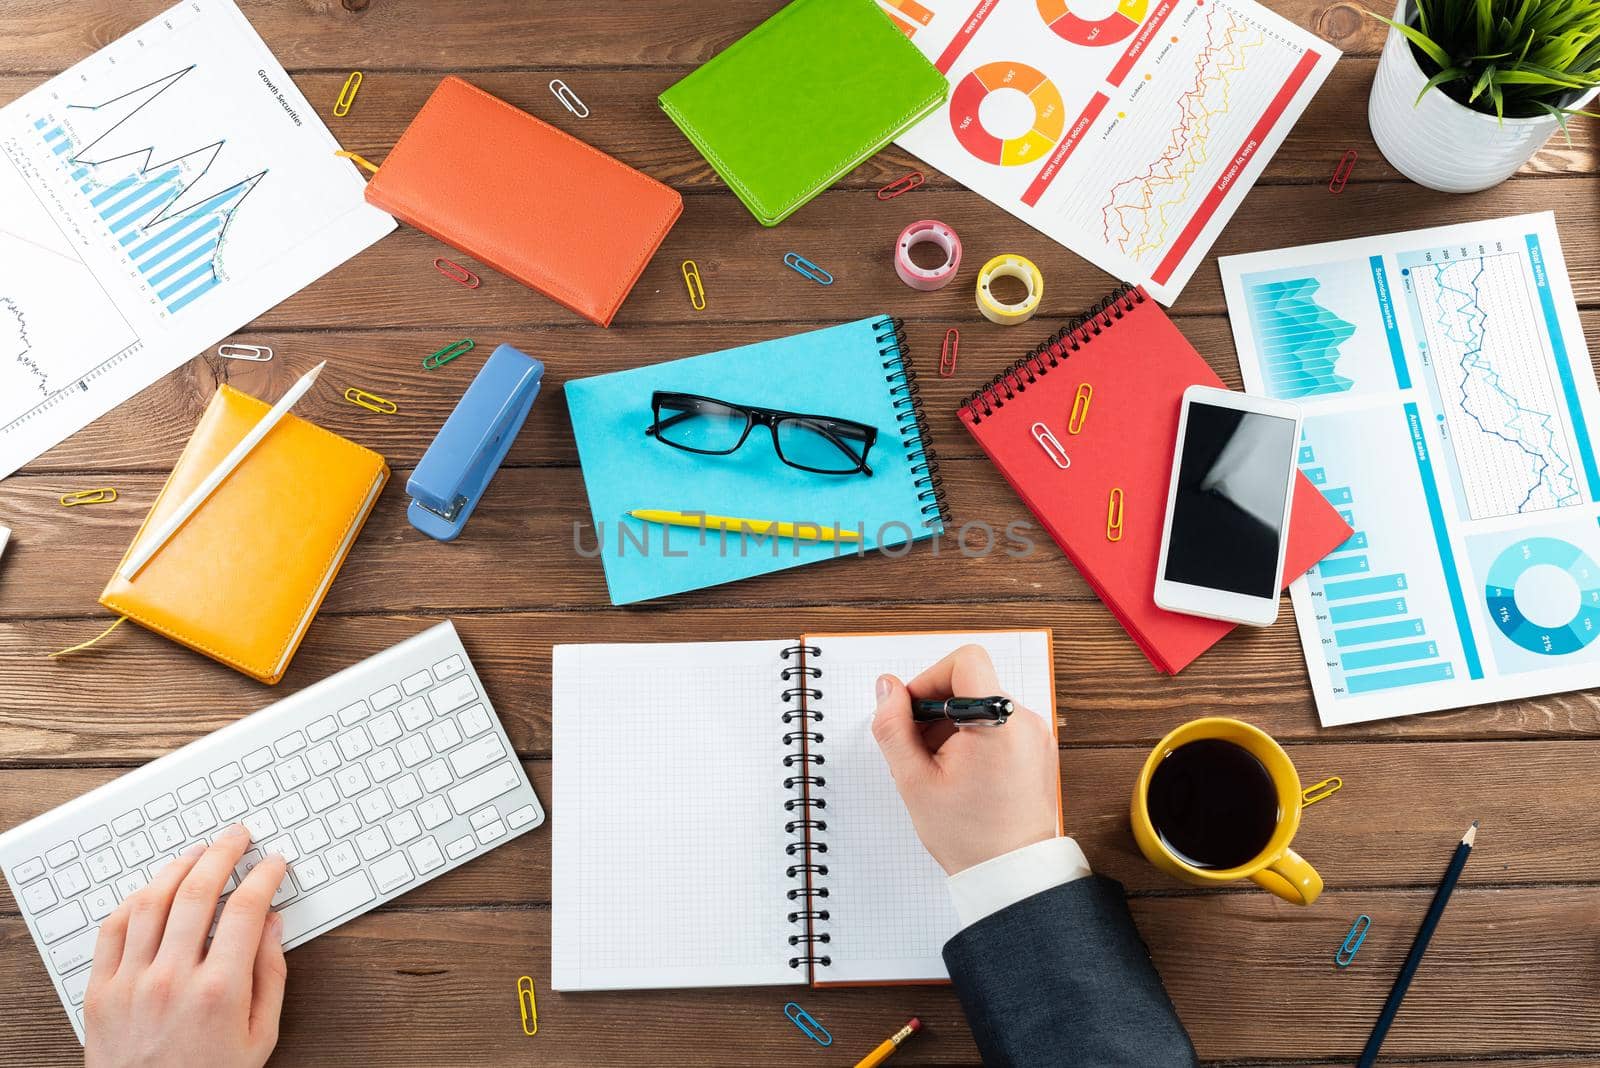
[{"xmin": 551, "ymin": 630, "xmax": 1057, "ymax": 990}]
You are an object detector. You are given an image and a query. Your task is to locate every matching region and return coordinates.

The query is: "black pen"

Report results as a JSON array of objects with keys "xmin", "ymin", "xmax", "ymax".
[{"xmin": 911, "ymin": 696, "xmax": 1013, "ymax": 726}]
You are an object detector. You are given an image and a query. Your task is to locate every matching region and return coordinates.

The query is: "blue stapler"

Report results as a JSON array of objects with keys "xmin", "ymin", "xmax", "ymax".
[{"xmin": 407, "ymin": 343, "xmax": 544, "ymax": 541}]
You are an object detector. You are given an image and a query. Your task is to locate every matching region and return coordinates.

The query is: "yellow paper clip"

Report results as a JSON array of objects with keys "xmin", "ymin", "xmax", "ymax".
[
  {"xmin": 1302, "ymin": 776, "xmax": 1343, "ymax": 807},
  {"xmin": 343, "ymin": 387, "xmax": 397, "ymax": 414},
  {"xmin": 423, "ymin": 338, "xmax": 475, "ymax": 370},
  {"xmin": 217, "ymin": 343, "xmax": 273, "ymax": 362},
  {"xmin": 516, "ymin": 975, "xmax": 537, "ymax": 1035},
  {"xmin": 549, "ymin": 79, "xmax": 589, "ymax": 119},
  {"xmin": 1031, "ymin": 422, "xmax": 1070, "ymax": 470},
  {"xmin": 784, "ymin": 252, "xmax": 833, "ymax": 286},
  {"xmin": 1107, "ymin": 487, "xmax": 1124, "ymax": 542},
  {"xmin": 1068, "ymin": 383, "xmax": 1092, "ymax": 434},
  {"xmin": 60, "ymin": 488, "xmax": 117, "ymax": 507},
  {"xmin": 682, "ymin": 260, "xmax": 706, "ymax": 311},
  {"xmin": 333, "ymin": 71, "xmax": 363, "ymax": 117},
  {"xmin": 334, "ymin": 149, "xmax": 379, "ymax": 174}
]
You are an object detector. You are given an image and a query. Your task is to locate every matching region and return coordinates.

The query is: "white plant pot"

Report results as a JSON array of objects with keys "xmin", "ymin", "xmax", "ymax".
[{"xmin": 1367, "ymin": 1, "xmax": 1588, "ymax": 192}]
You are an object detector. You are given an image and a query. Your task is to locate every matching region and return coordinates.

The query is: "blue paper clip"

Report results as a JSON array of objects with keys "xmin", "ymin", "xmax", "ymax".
[
  {"xmin": 783, "ymin": 1001, "xmax": 831, "ymax": 1046},
  {"xmin": 406, "ymin": 343, "xmax": 543, "ymax": 541},
  {"xmin": 1336, "ymin": 914, "xmax": 1371, "ymax": 967},
  {"xmin": 784, "ymin": 252, "xmax": 833, "ymax": 286}
]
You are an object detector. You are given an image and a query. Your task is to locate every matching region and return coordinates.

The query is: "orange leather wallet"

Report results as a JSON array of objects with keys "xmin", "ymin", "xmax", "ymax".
[{"xmin": 364, "ymin": 76, "xmax": 682, "ymax": 326}]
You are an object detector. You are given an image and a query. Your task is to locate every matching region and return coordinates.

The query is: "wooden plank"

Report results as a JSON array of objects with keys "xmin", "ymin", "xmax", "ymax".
[
  {"xmin": 2, "ymin": 611, "xmax": 1598, "ymax": 763},
  {"xmin": 0, "ymin": 0, "xmax": 1385, "ymax": 73},
  {"xmin": 0, "ymin": 887, "xmax": 1593, "ymax": 1065}
]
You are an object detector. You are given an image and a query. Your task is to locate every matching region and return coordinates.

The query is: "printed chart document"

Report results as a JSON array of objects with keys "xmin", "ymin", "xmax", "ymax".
[
  {"xmin": 1221, "ymin": 213, "xmax": 1600, "ymax": 725},
  {"xmin": 0, "ymin": 0, "xmax": 394, "ymax": 478},
  {"xmin": 887, "ymin": 0, "xmax": 1337, "ymax": 304}
]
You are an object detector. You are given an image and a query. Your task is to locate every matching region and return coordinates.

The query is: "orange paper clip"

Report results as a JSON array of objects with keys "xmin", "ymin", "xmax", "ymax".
[
  {"xmin": 939, "ymin": 328, "xmax": 959, "ymax": 378},
  {"xmin": 1107, "ymin": 487, "xmax": 1124, "ymax": 542},
  {"xmin": 1068, "ymin": 383, "xmax": 1092, "ymax": 434},
  {"xmin": 334, "ymin": 71, "xmax": 362, "ymax": 117},
  {"xmin": 877, "ymin": 171, "xmax": 925, "ymax": 200},
  {"xmin": 1329, "ymin": 149, "xmax": 1357, "ymax": 194},
  {"xmin": 1031, "ymin": 422, "xmax": 1070, "ymax": 470},
  {"xmin": 434, "ymin": 257, "xmax": 481, "ymax": 289}
]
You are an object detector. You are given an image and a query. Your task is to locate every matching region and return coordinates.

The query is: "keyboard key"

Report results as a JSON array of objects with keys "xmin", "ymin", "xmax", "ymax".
[
  {"xmin": 447, "ymin": 762, "xmax": 521, "ymax": 816},
  {"xmin": 294, "ymin": 856, "xmax": 329, "ymax": 891},
  {"xmin": 275, "ymin": 756, "xmax": 311, "ymax": 792},
  {"xmin": 397, "ymin": 734, "xmax": 431, "ymax": 769},
  {"xmin": 49, "ymin": 926, "xmax": 99, "ymax": 974},
  {"xmin": 63, "ymin": 967, "xmax": 91, "ymax": 1006},
  {"xmin": 470, "ymin": 807, "xmax": 500, "ymax": 830},
  {"xmin": 78, "ymin": 826, "xmax": 111, "ymax": 853},
  {"xmin": 417, "ymin": 797, "xmax": 451, "ymax": 830},
  {"xmin": 21, "ymin": 879, "xmax": 58, "ymax": 913},
  {"xmin": 444, "ymin": 835, "xmax": 474, "ymax": 860},
  {"xmin": 115, "ymin": 871, "xmax": 148, "ymax": 899},
  {"xmin": 150, "ymin": 817, "xmax": 184, "ymax": 852},
  {"xmin": 334, "ymin": 765, "xmax": 370, "ymax": 799},
  {"xmin": 397, "ymin": 698, "xmax": 432, "ymax": 731},
  {"xmin": 213, "ymin": 787, "xmax": 248, "ymax": 822},
  {"xmin": 271, "ymin": 795, "xmax": 309, "ymax": 829},
  {"xmin": 474, "ymin": 820, "xmax": 506, "ymax": 845},
  {"xmin": 145, "ymin": 794, "xmax": 178, "ymax": 820},
  {"xmin": 178, "ymin": 779, "xmax": 209, "ymax": 805},
  {"xmin": 368, "ymin": 711, "xmax": 402, "ymax": 746},
  {"xmin": 118, "ymin": 832, "xmax": 154, "ymax": 869},
  {"xmin": 209, "ymin": 763, "xmax": 243, "ymax": 789},
  {"xmin": 84, "ymin": 885, "xmax": 118, "ymax": 921},
  {"xmin": 294, "ymin": 819, "xmax": 331, "ymax": 856},
  {"xmin": 370, "ymin": 685, "xmax": 402, "ymax": 711},
  {"xmin": 337, "ymin": 701, "xmax": 369, "ymax": 727},
  {"xmin": 357, "ymin": 790, "xmax": 393, "ymax": 822},
  {"xmin": 369, "ymin": 852, "xmax": 413, "ymax": 895},
  {"xmin": 433, "ymin": 654, "xmax": 465, "ymax": 680},
  {"xmin": 449, "ymin": 734, "xmax": 505, "ymax": 778},
  {"xmin": 327, "ymin": 805, "xmax": 361, "ymax": 839},
  {"xmin": 307, "ymin": 716, "xmax": 339, "ymax": 742},
  {"xmin": 181, "ymin": 802, "xmax": 217, "ymax": 838},
  {"xmin": 13, "ymin": 856, "xmax": 46, "ymax": 884},
  {"xmin": 324, "ymin": 841, "xmax": 359, "ymax": 876},
  {"xmin": 86, "ymin": 848, "xmax": 120, "ymax": 883},
  {"xmin": 388, "ymin": 773, "xmax": 423, "ymax": 810},
  {"xmin": 366, "ymin": 748, "xmax": 401, "ymax": 783},
  {"xmin": 418, "ymin": 760, "xmax": 453, "ymax": 793},
  {"xmin": 111, "ymin": 809, "xmax": 145, "ymax": 836},
  {"xmin": 55, "ymin": 863, "xmax": 90, "ymax": 899},
  {"xmin": 429, "ymin": 677, "xmax": 477, "ymax": 717},
  {"xmin": 401, "ymin": 670, "xmax": 433, "ymax": 696},
  {"xmin": 38, "ymin": 900, "xmax": 87, "ymax": 943},
  {"xmin": 337, "ymin": 727, "xmax": 372, "ymax": 762},
  {"xmin": 274, "ymin": 732, "xmax": 307, "ymax": 757},
  {"xmin": 243, "ymin": 773, "xmax": 280, "ymax": 807},
  {"xmin": 275, "ymin": 872, "xmax": 375, "ymax": 944},
  {"xmin": 426, "ymin": 720, "xmax": 462, "ymax": 753},
  {"xmin": 354, "ymin": 827, "xmax": 389, "ymax": 862},
  {"xmin": 507, "ymin": 805, "xmax": 539, "ymax": 830},
  {"xmin": 386, "ymin": 811, "xmax": 422, "ymax": 846},
  {"xmin": 306, "ymin": 742, "xmax": 340, "ymax": 776},
  {"xmin": 270, "ymin": 873, "xmax": 298, "ymax": 908},
  {"xmin": 235, "ymin": 849, "xmax": 264, "ymax": 882},
  {"xmin": 263, "ymin": 837, "xmax": 299, "ymax": 863},
  {"xmin": 243, "ymin": 747, "xmax": 274, "ymax": 773},
  {"xmin": 45, "ymin": 843, "xmax": 77, "ymax": 868},
  {"xmin": 457, "ymin": 703, "xmax": 493, "ymax": 738},
  {"xmin": 407, "ymin": 836, "xmax": 445, "ymax": 875},
  {"xmin": 241, "ymin": 811, "xmax": 276, "ymax": 842},
  {"xmin": 304, "ymin": 779, "xmax": 339, "ymax": 814}
]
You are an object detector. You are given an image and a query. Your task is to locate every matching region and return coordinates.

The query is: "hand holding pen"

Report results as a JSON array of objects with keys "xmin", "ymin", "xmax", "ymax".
[{"xmin": 912, "ymin": 695, "xmax": 1014, "ymax": 726}]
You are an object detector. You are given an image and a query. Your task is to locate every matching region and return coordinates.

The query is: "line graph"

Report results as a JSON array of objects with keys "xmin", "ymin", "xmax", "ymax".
[
  {"xmin": 0, "ymin": 298, "xmax": 47, "ymax": 396},
  {"xmin": 1245, "ymin": 276, "xmax": 1356, "ymax": 397},
  {"xmin": 1405, "ymin": 251, "xmax": 1582, "ymax": 519}
]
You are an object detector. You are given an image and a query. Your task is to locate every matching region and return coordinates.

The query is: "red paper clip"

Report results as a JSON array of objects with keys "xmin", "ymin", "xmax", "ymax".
[
  {"xmin": 939, "ymin": 328, "xmax": 959, "ymax": 377},
  {"xmin": 1329, "ymin": 149, "xmax": 1357, "ymax": 194},
  {"xmin": 877, "ymin": 171, "xmax": 925, "ymax": 201},
  {"xmin": 433, "ymin": 257, "xmax": 481, "ymax": 289}
]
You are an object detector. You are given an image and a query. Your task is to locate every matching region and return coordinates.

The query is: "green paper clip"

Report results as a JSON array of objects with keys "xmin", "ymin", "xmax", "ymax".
[{"xmin": 424, "ymin": 338, "xmax": 475, "ymax": 370}]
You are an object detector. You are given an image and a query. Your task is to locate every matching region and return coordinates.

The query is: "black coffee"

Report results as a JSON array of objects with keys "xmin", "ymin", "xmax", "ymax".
[{"xmin": 1147, "ymin": 738, "xmax": 1279, "ymax": 869}]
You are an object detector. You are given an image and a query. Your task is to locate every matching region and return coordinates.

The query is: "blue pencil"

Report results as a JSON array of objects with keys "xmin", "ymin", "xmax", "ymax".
[{"xmin": 1357, "ymin": 820, "xmax": 1478, "ymax": 1067}]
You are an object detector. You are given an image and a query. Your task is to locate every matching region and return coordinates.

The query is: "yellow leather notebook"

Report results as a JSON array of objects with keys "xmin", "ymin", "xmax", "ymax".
[{"xmin": 100, "ymin": 385, "xmax": 389, "ymax": 684}]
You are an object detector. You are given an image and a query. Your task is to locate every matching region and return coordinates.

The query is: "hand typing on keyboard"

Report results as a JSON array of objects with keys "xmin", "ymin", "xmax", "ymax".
[{"xmin": 83, "ymin": 825, "xmax": 288, "ymax": 1068}]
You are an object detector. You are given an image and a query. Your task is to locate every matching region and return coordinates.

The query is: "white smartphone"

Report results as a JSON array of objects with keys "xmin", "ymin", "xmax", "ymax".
[{"xmin": 1154, "ymin": 385, "xmax": 1303, "ymax": 627}]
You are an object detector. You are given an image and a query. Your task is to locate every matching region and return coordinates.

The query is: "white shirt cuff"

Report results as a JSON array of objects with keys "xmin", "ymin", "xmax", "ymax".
[{"xmin": 946, "ymin": 836, "xmax": 1093, "ymax": 929}]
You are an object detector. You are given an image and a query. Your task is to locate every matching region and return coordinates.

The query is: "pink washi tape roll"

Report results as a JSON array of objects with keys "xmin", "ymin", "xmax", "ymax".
[{"xmin": 894, "ymin": 219, "xmax": 962, "ymax": 291}]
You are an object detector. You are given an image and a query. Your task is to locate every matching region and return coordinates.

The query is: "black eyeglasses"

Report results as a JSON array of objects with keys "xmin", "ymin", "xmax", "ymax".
[{"xmin": 647, "ymin": 391, "xmax": 878, "ymax": 476}]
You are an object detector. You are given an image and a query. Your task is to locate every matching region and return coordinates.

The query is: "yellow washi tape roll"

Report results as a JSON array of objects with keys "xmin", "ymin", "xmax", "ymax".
[{"xmin": 976, "ymin": 254, "xmax": 1043, "ymax": 325}]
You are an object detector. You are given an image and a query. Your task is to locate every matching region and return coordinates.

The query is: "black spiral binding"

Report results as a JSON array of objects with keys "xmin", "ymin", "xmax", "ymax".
[
  {"xmin": 781, "ymin": 643, "xmax": 831, "ymax": 972},
  {"xmin": 957, "ymin": 285, "xmax": 1145, "ymax": 424},
  {"xmin": 877, "ymin": 316, "xmax": 953, "ymax": 529}
]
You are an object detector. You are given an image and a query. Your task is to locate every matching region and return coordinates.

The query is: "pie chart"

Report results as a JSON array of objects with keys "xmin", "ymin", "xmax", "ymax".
[
  {"xmin": 1037, "ymin": 0, "xmax": 1149, "ymax": 46},
  {"xmin": 1484, "ymin": 537, "xmax": 1600, "ymax": 655},
  {"xmin": 949, "ymin": 62, "xmax": 1065, "ymax": 167}
]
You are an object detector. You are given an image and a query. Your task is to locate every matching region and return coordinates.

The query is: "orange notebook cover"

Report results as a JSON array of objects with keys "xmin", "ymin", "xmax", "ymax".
[
  {"xmin": 957, "ymin": 286, "xmax": 1351, "ymax": 674},
  {"xmin": 362, "ymin": 76, "xmax": 683, "ymax": 327},
  {"xmin": 100, "ymin": 385, "xmax": 388, "ymax": 685}
]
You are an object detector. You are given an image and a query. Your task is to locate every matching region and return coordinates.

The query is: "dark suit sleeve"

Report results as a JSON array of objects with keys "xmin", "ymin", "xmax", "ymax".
[{"xmin": 942, "ymin": 875, "xmax": 1197, "ymax": 1068}]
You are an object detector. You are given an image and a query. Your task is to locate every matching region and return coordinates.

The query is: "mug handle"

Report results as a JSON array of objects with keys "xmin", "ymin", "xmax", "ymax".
[{"xmin": 1249, "ymin": 848, "xmax": 1323, "ymax": 905}]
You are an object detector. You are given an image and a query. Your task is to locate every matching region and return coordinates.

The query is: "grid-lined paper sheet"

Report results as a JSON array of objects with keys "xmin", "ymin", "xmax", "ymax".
[
  {"xmin": 803, "ymin": 631, "xmax": 1056, "ymax": 984},
  {"xmin": 551, "ymin": 640, "xmax": 796, "ymax": 991}
]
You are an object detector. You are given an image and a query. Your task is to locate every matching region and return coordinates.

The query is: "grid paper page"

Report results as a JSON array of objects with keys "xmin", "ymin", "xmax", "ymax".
[
  {"xmin": 551, "ymin": 640, "xmax": 797, "ymax": 991},
  {"xmin": 805, "ymin": 631, "xmax": 1055, "ymax": 983}
]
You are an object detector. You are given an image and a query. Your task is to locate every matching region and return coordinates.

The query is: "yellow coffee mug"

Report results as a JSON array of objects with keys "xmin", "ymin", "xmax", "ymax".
[{"xmin": 1131, "ymin": 717, "xmax": 1323, "ymax": 905}]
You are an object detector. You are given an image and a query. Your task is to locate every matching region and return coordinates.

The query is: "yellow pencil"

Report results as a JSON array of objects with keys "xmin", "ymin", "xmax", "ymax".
[
  {"xmin": 626, "ymin": 509, "xmax": 862, "ymax": 542},
  {"xmin": 854, "ymin": 1018, "xmax": 921, "ymax": 1068}
]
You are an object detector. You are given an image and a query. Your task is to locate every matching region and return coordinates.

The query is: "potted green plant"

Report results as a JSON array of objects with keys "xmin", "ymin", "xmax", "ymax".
[{"xmin": 1367, "ymin": 0, "xmax": 1600, "ymax": 192}]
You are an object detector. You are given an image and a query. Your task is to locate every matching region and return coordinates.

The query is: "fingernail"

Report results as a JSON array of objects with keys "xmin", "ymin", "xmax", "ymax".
[
  {"xmin": 220, "ymin": 823, "xmax": 249, "ymax": 840},
  {"xmin": 181, "ymin": 842, "xmax": 207, "ymax": 858},
  {"xmin": 875, "ymin": 675, "xmax": 893, "ymax": 702}
]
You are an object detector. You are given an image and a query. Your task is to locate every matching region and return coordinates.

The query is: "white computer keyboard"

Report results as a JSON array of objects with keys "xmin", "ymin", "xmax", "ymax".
[{"xmin": 0, "ymin": 620, "xmax": 543, "ymax": 1044}]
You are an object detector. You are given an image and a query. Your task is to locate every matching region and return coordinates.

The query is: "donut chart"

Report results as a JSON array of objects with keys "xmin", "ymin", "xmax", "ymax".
[
  {"xmin": 1037, "ymin": 0, "xmax": 1148, "ymax": 46},
  {"xmin": 1485, "ymin": 537, "xmax": 1600, "ymax": 655},
  {"xmin": 949, "ymin": 62, "xmax": 1065, "ymax": 167}
]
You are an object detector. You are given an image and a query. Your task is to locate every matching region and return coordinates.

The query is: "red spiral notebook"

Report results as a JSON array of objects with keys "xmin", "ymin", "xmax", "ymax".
[{"xmin": 957, "ymin": 286, "xmax": 1351, "ymax": 674}]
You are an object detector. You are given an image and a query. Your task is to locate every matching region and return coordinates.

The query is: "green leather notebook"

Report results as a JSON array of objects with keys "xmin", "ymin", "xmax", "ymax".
[{"xmin": 659, "ymin": 0, "xmax": 948, "ymax": 226}]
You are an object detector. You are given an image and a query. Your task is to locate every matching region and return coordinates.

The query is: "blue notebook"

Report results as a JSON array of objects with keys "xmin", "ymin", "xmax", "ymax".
[{"xmin": 566, "ymin": 316, "xmax": 949, "ymax": 604}]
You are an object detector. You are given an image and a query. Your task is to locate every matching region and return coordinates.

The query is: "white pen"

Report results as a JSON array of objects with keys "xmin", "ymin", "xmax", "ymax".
[{"xmin": 119, "ymin": 361, "xmax": 326, "ymax": 581}]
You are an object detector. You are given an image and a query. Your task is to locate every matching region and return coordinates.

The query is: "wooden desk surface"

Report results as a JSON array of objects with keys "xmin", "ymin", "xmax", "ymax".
[{"xmin": 2, "ymin": 1, "xmax": 1597, "ymax": 1064}]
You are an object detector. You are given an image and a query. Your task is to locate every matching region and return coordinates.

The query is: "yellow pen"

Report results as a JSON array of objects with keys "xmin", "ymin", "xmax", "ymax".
[{"xmin": 627, "ymin": 509, "xmax": 862, "ymax": 543}]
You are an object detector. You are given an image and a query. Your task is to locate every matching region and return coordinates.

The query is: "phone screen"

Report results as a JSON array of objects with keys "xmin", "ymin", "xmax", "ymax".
[{"xmin": 1163, "ymin": 402, "xmax": 1298, "ymax": 598}]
